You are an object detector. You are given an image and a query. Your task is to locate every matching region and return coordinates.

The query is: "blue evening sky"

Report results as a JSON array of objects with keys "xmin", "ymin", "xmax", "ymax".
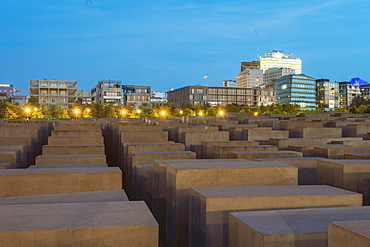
[{"xmin": 1, "ymin": 0, "xmax": 369, "ymax": 92}]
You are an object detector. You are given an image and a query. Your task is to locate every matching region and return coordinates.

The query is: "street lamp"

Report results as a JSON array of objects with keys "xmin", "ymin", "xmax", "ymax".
[
  {"xmin": 179, "ymin": 110, "xmax": 183, "ymax": 115},
  {"xmin": 121, "ymin": 109, "xmax": 127, "ymax": 121},
  {"xmin": 253, "ymin": 112, "xmax": 258, "ymax": 116},
  {"xmin": 160, "ymin": 110, "xmax": 166, "ymax": 118},
  {"xmin": 199, "ymin": 111, "xmax": 204, "ymax": 116},
  {"xmin": 24, "ymin": 107, "xmax": 31, "ymax": 121},
  {"xmin": 73, "ymin": 109, "xmax": 80, "ymax": 120},
  {"xmin": 218, "ymin": 110, "xmax": 225, "ymax": 116}
]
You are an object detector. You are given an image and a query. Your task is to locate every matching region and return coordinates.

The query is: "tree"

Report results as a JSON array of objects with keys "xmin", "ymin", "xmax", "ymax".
[{"xmin": 349, "ymin": 95, "xmax": 370, "ymax": 113}]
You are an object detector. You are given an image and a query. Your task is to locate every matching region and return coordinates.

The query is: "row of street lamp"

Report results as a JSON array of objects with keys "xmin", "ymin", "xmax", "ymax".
[{"xmin": 22, "ymin": 106, "xmax": 258, "ymax": 120}]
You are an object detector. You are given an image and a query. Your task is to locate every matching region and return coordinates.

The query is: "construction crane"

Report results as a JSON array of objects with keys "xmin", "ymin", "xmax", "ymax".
[{"xmin": 15, "ymin": 89, "xmax": 29, "ymax": 94}]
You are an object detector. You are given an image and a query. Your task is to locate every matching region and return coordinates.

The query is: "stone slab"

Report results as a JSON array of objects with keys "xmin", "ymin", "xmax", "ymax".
[
  {"xmin": 254, "ymin": 157, "xmax": 327, "ymax": 185},
  {"xmin": 294, "ymin": 127, "xmax": 342, "ymax": 138},
  {"xmin": 47, "ymin": 136, "xmax": 104, "ymax": 145},
  {"xmin": 328, "ymin": 220, "xmax": 370, "ymax": 247},
  {"xmin": 201, "ymin": 141, "xmax": 259, "ymax": 159},
  {"xmin": 129, "ymin": 151, "xmax": 196, "ymax": 199},
  {"xmin": 0, "ymin": 201, "xmax": 158, "ymax": 247},
  {"xmin": 230, "ymin": 151, "xmax": 303, "ymax": 160},
  {"xmin": 28, "ymin": 163, "xmax": 108, "ymax": 169},
  {"xmin": 0, "ymin": 190, "xmax": 129, "ymax": 205},
  {"xmin": 0, "ymin": 145, "xmax": 27, "ymax": 168},
  {"xmin": 331, "ymin": 140, "xmax": 370, "ymax": 146},
  {"xmin": 166, "ymin": 160, "xmax": 298, "ymax": 247},
  {"xmin": 317, "ymin": 159, "xmax": 370, "ymax": 205},
  {"xmin": 213, "ymin": 145, "xmax": 278, "ymax": 159},
  {"xmin": 289, "ymin": 144, "xmax": 350, "ymax": 157},
  {"xmin": 190, "ymin": 185, "xmax": 362, "ymax": 247},
  {"xmin": 42, "ymin": 145, "xmax": 105, "ymax": 155},
  {"xmin": 314, "ymin": 146, "xmax": 370, "ymax": 159},
  {"xmin": 0, "ymin": 163, "xmax": 12, "ymax": 169},
  {"xmin": 270, "ymin": 138, "xmax": 327, "ymax": 150},
  {"xmin": 345, "ymin": 153, "xmax": 370, "ymax": 159},
  {"xmin": 35, "ymin": 154, "xmax": 106, "ymax": 165},
  {"xmin": 242, "ymin": 129, "xmax": 289, "ymax": 141},
  {"xmin": 51, "ymin": 129, "xmax": 102, "ymax": 137},
  {"xmin": 228, "ymin": 206, "xmax": 370, "ymax": 247},
  {"xmin": 182, "ymin": 131, "xmax": 229, "ymax": 150},
  {"xmin": 0, "ymin": 167, "xmax": 122, "ymax": 197},
  {"xmin": 0, "ymin": 150, "xmax": 20, "ymax": 168},
  {"xmin": 152, "ymin": 159, "xmax": 251, "ymax": 241}
]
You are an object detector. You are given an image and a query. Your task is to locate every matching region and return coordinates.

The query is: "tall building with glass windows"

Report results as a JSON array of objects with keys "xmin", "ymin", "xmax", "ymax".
[
  {"xmin": 275, "ymin": 74, "xmax": 316, "ymax": 109},
  {"xmin": 316, "ymin": 79, "xmax": 339, "ymax": 111},
  {"xmin": 260, "ymin": 50, "xmax": 302, "ymax": 74},
  {"xmin": 236, "ymin": 67, "xmax": 263, "ymax": 88}
]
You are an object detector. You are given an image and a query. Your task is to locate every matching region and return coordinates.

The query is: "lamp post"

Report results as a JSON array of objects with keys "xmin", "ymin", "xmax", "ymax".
[
  {"xmin": 121, "ymin": 109, "xmax": 127, "ymax": 121},
  {"xmin": 160, "ymin": 110, "xmax": 166, "ymax": 119},
  {"xmin": 73, "ymin": 109, "xmax": 80, "ymax": 120},
  {"xmin": 25, "ymin": 107, "xmax": 31, "ymax": 121}
]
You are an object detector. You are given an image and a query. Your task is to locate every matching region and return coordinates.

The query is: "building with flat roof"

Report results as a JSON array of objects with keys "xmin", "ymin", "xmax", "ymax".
[
  {"xmin": 167, "ymin": 85, "xmax": 275, "ymax": 107},
  {"xmin": 122, "ymin": 85, "xmax": 151, "ymax": 106},
  {"xmin": 29, "ymin": 79, "xmax": 78, "ymax": 107},
  {"xmin": 91, "ymin": 80, "xmax": 122, "ymax": 104},
  {"xmin": 276, "ymin": 74, "xmax": 316, "ymax": 109},
  {"xmin": 0, "ymin": 84, "xmax": 15, "ymax": 98},
  {"xmin": 223, "ymin": 80, "xmax": 236, "ymax": 87},
  {"xmin": 236, "ymin": 67, "xmax": 263, "ymax": 88},
  {"xmin": 260, "ymin": 50, "xmax": 302, "ymax": 74},
  {"xmin": 263, "ymin": 67, "xmax": 296, "ymax": 84},
  {"xmin": 339, "ymin": 81, "xmax": 361, "ymax": 107},
  {"xmin": 240, "ymin": 61, "xmax": 260, "ymax": 72},
  {"xmin": 316, "ymin": 79, "xmax": 339, "ymax": 111},
  {"xmin": 77, "ymin": 90, "xmax": 92, "ymax": 104}
]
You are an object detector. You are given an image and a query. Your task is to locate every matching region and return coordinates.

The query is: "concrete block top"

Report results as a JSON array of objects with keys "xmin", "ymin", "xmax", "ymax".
[
  {"xmin": 213, "ymin": 145, "xmax": 275, "ymax": 148},
  {"xmin": 0, "ymin": 201, "xmax": 157, "ymax": 231},
  {"xmin": 255, "ymin": 157, "xmax": 326, "ymax": 161},
  {"xmin": 37, "ymin": 154, "xmax": 106, "ymax": 158},
  {"xmin": 28, "ymin": 164, "xmax": 108, "ymax": 169},
  {"xmin": 127, "ymin": 143, "xmax": 182, "ymax": 147},
  {"xmin": 190, "ymin": 185, "xmax": 360, "ymax": 198},
  {"xmin": 320, "ymin": 159, "xmax": 370, "ymax": 172},
  {"xmin": 132, "ymin": 151, "xmax": 194, "ymax": 155},
  {"xmin": 0, "ymin": 167, "xmax": 121, "ymax": 175},
  {"xmin": 230, "ymin": 206, "xmax": 370, "ymax": 235},
  {"xmin": 0, "ymin": 190, "xmax": 129, "ymax": 205},
  {"xmin": 167, "ymin": 161, "xmax": 295, "ymax": 170},
  {"xmin": 231, "ymin": 151, "xmax": 301, "ymax": 154},
  {"xmin": 154, "ymin": 159, "xmax": 250, "ymax": 164},
  {"xmin": 316, "ymin": 146, "xmax": 370, "ymax": 150},
  {"xmin": 330, "ymin": 220, "xmax": 370, "ymax": 237},
  {"xmin": 44, "ymin": 145, "xmax": 104, "ymax": 147}
]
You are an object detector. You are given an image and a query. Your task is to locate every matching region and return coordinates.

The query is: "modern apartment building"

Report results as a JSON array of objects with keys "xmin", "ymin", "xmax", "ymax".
[
  {"xmin": 236, "ymin": 67, "xmax": 263, "ymax": 88},
  {"xmin": 263, "ymin": 67, "xmax": 296, "ymax": 84},
  {"xmin": 151, "ymin": 91, "xmax": 167, "ymax": 103},
  {"xmin": 0, "ymin": 84, "xmax": 15, "ymax": 98},
  {"xmin": 275, "ymin": 74, "xmax": 316, "ymax": 109},
  {"xmin": 91, "ymin": 80, "xmax": 122, "ymax": 104},
  {"xmin": 167, "ymin": 85, "xmax": 275, "ymax": 107},
  {"xmin": 339, "ymin": 81, "xmax": 361, "ymax": 107},
  {"xmin": 77, "ymin": 90, "xmax": 92, "ymax": 104},
  {"xmin": 122, "ymin": 85, "xmax": 151, "ymax": 106},
  {"xmin": 316, "ymin": 79, "xmax": 339, "ymax": 111},
  {"xmin": 260, "ymin": 50, "xmax": 302, "ymax": 74},
  {"xmin": 29, "ymin": 79, "xmax": 78, "ymax": 107}
]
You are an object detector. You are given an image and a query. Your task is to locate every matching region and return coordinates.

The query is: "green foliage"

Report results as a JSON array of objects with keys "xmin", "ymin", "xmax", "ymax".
[
  {"xmin": 349, "ymin": 95, "xmax": 370, "ymax": 113},
  {"xmin": 4, "ymin": 102, "xmax": 21, "ymax": 119}
]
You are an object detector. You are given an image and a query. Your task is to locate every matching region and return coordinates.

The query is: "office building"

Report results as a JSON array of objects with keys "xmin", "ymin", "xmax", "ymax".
[
  {"xmin": 316, "ymin": 79, "xmax": 339, "ymax": 111},
  {"xmin": 167, "ymin": 85, "xmax": 275, "ymax": 107},
  {"xmin": 223, "ymin": 80, "xmax": 236, "ymax": 87},
  {"xmin": 236, "ymin": 67, "xmax": 263, "ymax": 88},
  {"xmin": 240, "ymin": 61, "xmax": 260, "ymax": 72},
  {"xmin": 260, "ymin": 50, "xmax": 302, "ymax": 74},
  {"xmin": 122, "ymin": 85, "xmax": 151, "ymax": 106},
  {"xmin": 91, "ymin": 80, "xmax": 122, "ymax": 104},
  {"xmin": 29, "ymin": 79, "xmax": 78, "ymax": 107},
  {"xmin": 276, "ymin": 74, "xmax": 316, "ymax": 109},
  {"xmin": 263, "ymin": 67, "xmax": 295, "ymax": 84}
]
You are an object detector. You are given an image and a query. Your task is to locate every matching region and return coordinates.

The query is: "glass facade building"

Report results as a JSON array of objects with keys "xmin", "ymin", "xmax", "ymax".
[
  {"xmin": 260, "ymin": 51, "xmax": 302, "ymax": 74},
  {"xmin": 276, "ymin": 74, "xmax": 316, "ymax": 109}
]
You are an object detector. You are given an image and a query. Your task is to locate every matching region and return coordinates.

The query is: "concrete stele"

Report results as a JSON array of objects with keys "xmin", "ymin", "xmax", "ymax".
[{"xmin": 189, "ymin": 185, "xmax": 362, "ymax": 247}]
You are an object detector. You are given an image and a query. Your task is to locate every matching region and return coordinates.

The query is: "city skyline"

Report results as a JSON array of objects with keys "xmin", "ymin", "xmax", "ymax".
[{"xmin": 1, "ymin": 0, "xmax": 370, "ymax": 92}]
